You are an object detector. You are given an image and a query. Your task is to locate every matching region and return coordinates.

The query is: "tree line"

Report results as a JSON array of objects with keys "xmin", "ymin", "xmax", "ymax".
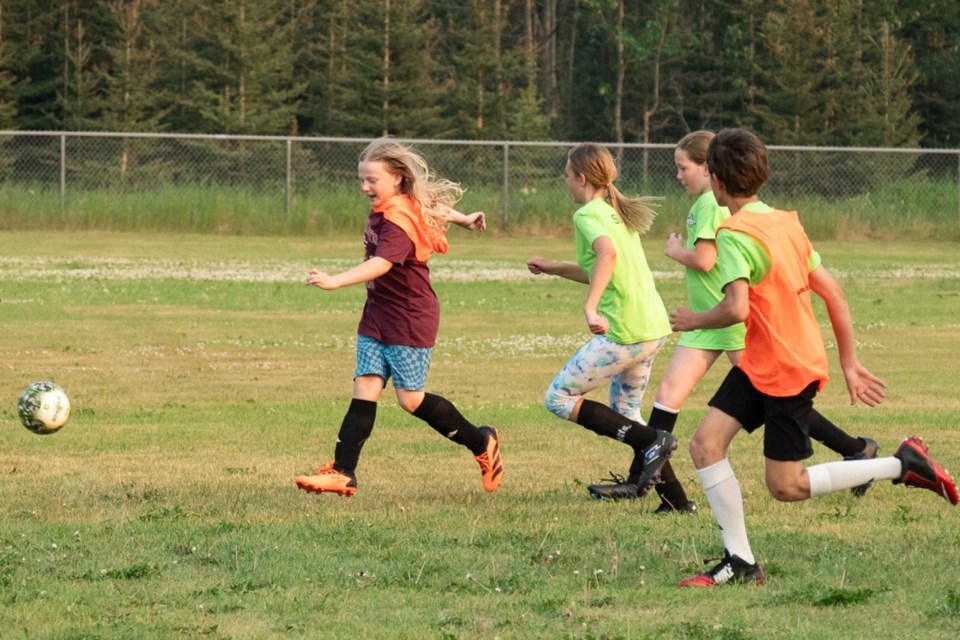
[{"xmin": 1, "ymin": 0, "xmax": 958, "ymax": 148}]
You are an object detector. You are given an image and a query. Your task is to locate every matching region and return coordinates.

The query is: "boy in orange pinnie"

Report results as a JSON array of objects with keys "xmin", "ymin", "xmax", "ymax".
[{"xmin": 671, "ymin": 128, "xmax": 957, "ymax": 587}]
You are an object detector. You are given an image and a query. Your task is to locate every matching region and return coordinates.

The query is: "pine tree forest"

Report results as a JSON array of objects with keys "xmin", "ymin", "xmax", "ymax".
[{"xmin": 1, "ymin": 0, "xmax": 958, "ymax": 148}]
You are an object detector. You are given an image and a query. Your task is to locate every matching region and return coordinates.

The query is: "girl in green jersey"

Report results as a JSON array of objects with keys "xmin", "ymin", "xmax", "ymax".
[{"xmin": 527, "ymin": 143, "xmax": 676, "ymax": 499}]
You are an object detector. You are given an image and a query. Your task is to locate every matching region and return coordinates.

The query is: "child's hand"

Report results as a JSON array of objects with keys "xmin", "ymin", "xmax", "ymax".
[
  {"xmin": 665, "ymin": 232, "xmax": 684, "ymax": 258},
  {"xmin": 306, "ymin": 269, "xmax": 339, "ymax": 290},
  {"xmin": 842, "ymin": 362, "xmax": 887, "ymax": 407},
  {"xmin": 584, "ymin": 308, "xmax": 608, "ymax": 334},
  {"xmin": 527, "ymin": 256, "xmax": 551, "ymax": 275},
  {"xmin": 670, "ymin": 306, "xmax": 695, "ymax": 332},
  {"xmin": 459, "ymin": 211, "xmax": 487, "ymax": 231}
]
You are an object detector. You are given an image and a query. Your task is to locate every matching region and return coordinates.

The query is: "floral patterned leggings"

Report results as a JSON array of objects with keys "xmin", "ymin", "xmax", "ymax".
[{"xmin": 544, "ymin": 334, "xmax": 667, "ymax": 423}]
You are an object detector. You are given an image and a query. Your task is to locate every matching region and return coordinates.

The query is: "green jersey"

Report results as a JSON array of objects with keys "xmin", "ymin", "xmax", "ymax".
[
  {"xmin": 678, "ymin": 191, "xmax": 746, "ymax": 351},
  {"xmin": 574, "ymin": 198, "xmax": 671, "ymax": 345}
]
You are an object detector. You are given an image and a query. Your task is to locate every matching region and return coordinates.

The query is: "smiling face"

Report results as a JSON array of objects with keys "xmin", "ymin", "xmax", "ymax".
[
  {"xmin": 675, "ymin": 148, "xmax": 712, "ymax": 197},
  {"xmin": 358, "ymin": 160, "xmax": 402, "ymax": 208}
]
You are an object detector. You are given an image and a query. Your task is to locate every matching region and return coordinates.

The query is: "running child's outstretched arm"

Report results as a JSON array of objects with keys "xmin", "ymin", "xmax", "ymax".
[
  {"xmin": 306, "ymin": 258, "xmax": 393, "ymax": 290},
  {"xmin": 809, "ymin": 265, "xmax": 887, "ymax": 407},
  {"xmin": 446, "ymin": 208, "xmax": 486, "ymax": 231},
  {"xmin": 526, "ymin": 256, "xmax": 590, "ymax": 284}
]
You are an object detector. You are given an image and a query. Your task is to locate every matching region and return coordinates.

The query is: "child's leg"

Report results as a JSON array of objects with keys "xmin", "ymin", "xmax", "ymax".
[
  {"xmin": 807, "ymin": 409, "xmax": 870, "ymax": 457},
  {"xmin": 546, "ymin": 335, "xmax": 659, "ymax": 450},
  {"xmin": 407, "ymin": 390, "xmax": 486, "ymax": 455},
  {"xmin": 648, "ymin": 346, "xmax": 723, "ymax": 510},
  {"xmin": 690, "ymin": 408, "xmax": 755, "ymax": 564}
]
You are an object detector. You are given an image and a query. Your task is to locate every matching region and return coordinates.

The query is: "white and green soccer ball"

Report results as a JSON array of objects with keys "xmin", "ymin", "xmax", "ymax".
[{"xmin": 18, "ymin": 381, "xmax": 71, "ymax": 435}]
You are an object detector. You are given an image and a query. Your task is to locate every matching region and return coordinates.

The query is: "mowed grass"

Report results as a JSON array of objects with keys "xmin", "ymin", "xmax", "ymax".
[{"xmin": 1, "ymin": 230, "xmax": 959, "ymax": 639}]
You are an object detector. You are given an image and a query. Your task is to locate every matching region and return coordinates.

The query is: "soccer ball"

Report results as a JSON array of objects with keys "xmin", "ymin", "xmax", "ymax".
[{"xmin": 18, "ymin": 381, "xmax": 71, "ymax": 435}]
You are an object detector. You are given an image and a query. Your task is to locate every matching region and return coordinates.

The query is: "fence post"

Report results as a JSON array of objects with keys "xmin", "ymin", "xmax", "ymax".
[
  {"xmin": 285, "ymin": 138, "xmax": 292, "ymax": 217},
  {"xmin": 60, "ymin": 133, "xmax": 66, "ymax": 215},
  {"xmin": 501, "ymin": 142, "xmax": 510, "ymax": 226}
]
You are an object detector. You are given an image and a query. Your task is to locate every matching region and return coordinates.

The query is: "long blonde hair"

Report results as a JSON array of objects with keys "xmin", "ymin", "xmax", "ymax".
[
  {"xmin": 567, "ymin": 143, "xmax": 659, "ymax": 234},
  {"xmin": 359, "ymin": 137, "xmax": 462, "ymax": 236}
]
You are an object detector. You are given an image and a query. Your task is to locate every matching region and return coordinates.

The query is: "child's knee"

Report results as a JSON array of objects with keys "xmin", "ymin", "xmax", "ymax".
[{"xmin": 544, "ymin": 388, "xmax": 574, "ymax": 420}]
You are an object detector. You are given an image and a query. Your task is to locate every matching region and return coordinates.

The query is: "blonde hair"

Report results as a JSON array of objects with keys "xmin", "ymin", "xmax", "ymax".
[
  {"xmin": 359, "ymin": 137, "xmax": 462, "ymax": 236},
  {"xmin": 567, "ymin": 143, "xmax": 659, "ymax": 235},
  {"xmin": 676, "ymin": 130, "xmax": 715, "ymax": 166}
]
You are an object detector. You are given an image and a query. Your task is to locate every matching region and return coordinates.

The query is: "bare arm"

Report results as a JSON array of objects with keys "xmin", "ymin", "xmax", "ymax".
[
  {"xmin": 670, "ymin": 278, "xmax": 749, "ymax": 331},
  {"xmin": 582, "ymin": 236, "xmax": 615, "ymax": 334},
  {"xmin": 307, "ymin": 257, "xmax": 393, "ymax": 290},
  {"xmin": 809, "ymin": 265, "xmax": 886, "ymax": 406},
  {"xmin": 526, "ymin": 256, "xmax": 590, "ymax": 284},
  {"xmin": 665, "ymin": 234, "xmax": 718, "ymax": 272},
  {"xmin": 447, "ymin": 208, "xmax": 487, "ymax": 231}
]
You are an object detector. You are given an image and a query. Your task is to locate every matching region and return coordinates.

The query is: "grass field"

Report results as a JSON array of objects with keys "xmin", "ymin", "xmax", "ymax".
[{"xmin": 1, "ymin": 230, "xmax": 959, "ymax": 639}]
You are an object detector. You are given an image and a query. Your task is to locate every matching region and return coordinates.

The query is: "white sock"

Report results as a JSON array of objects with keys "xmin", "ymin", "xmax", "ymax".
[
  {"xmin": 697, "ymin": 459, "xmax": 755, "ymax": 565},
  {"xmin": 807, "ymin": 457, "xmax": 903, "ymax": 497}
]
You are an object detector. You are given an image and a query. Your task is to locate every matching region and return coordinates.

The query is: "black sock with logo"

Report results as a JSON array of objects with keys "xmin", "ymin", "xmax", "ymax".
[
  {"xmin": 413, "ymin": 392, "xmax": 487, "ymax": 455},
  {"xmin": 333, "ymin": 398, "xmax": 378, "ymax": 474}
]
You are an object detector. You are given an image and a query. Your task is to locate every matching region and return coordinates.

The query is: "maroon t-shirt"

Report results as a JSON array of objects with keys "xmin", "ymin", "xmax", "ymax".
[{"xmin": 357, "ymin": 212, "xmax": 440, "ymax": 348}]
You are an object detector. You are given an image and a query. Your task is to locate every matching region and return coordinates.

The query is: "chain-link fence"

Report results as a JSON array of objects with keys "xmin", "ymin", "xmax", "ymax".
[{"xmin": 2, "ymin": 131, "xmax": 958, "ymax": 235}]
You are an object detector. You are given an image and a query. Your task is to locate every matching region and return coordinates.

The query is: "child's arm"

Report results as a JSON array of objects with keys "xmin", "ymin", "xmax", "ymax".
[
  {"xmin": 306, "ymin": 257, "xmax": 393, "ymax": 290},
  {"xmin": 809, "ymin": 265, "xmax": 887, "ymax": 406},
  {"xmin": 665, "ymin": 234, "xmax": 718, "ymax": 272},
  {"xmin": 581, "ymin": 237, "xmax": 615, "ymax": 334},
  {"xmin": 526, "ymin": 256, "xmax": 590, "ymax": 284},
  {"xmin": 447, "ymin": 208, "xmax": 486, "ymax": 231},
  {"xmin": 670, "ymin": 278, "xmax": 749, "ymax": 331}
]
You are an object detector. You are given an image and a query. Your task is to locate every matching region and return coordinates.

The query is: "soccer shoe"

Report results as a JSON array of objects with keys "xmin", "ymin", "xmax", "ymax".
[
  {"xmin": 893, "ymin": 436, "xmax": 959, "ymax": 505},
  {"xmin": 630, "ymin": 430, "xmax": 679, "ymax": 497},
  {"xmin": 847, "ymin": 436, "xmax": 880, "ymax": 497},
  {"xmin": 295, "ymin": 463, "xmax": 358, "ymax": 496},
  {"xmin": 679, "ymin": 550, "xmax": 765, "ymax": 587},
  {"xmin": 475, "ymin": 426, "xmax": 504, "ymax": 492},
  {"xmin": 654, "ymin": 500, "xmax": 698, "ymax": 515},
  {"xmin": 587, "ymin": 473, "xmax": 640, "ymax": 500}
]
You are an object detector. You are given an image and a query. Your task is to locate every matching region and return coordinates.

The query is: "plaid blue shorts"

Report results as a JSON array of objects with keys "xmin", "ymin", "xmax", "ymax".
[{"xmin": 355, "ymin": 335, "xmax": 432, "ymax": 390}]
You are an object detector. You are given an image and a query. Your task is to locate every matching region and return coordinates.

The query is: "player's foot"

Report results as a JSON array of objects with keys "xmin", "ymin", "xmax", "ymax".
[
  {"xmin": 588, "ymin": 473, "xmax": 640, "ymax": 500},
  {"xmin": 630, "ymin": 430, "xmax": 678, "ymax": 497},
  {"xmin": 475, "ymin": 426, "xmax": 504, "ymax": 492},
  {"xmin": 654, "ymin": 500, "xmax": 698, "ymax": 515},
  {"xmin": 893, "ymin": 436, "xmax": 959, "ymax": 505},
  {"xmin": 847, "ymin": 436, "xmax": 880, "ymax": 497},
  {"xmin": 295, "ymin": 463, "xmax": 357, "ymax": 496},
  {"xmin": 679, "ymin": 550, "xmax": 765, "ymax": 587}
]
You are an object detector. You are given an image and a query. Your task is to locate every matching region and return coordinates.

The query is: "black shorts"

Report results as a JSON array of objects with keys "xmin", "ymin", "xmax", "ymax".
[{"xmin": 708, "ymin": 366, "xmax": 819, "ymax": 462}]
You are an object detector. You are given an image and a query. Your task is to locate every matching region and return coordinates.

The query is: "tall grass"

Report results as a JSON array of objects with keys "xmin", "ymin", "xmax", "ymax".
[{"xmin": 1, "ymin": 178, "xmax": 958, "ymax": 241}]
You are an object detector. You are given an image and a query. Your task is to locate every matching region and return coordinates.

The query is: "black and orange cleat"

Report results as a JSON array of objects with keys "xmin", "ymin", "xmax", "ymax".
[
  {"xmin": 295, "ymin": 462, "xmax": 358, "ymax": 496},
  {"xmin": 679, "ymin": 550, "xmax": 765, "ymax": 587},
  {"xmin": 475, "ymin": 426, "xmax": 504, "ymax": 492},
  {"xmin": 893, "ymin": 436, "xmax": 958, "ymax": 505}
]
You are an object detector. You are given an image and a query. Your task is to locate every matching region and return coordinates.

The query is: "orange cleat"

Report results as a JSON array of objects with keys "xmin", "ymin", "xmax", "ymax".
[
  {"xmin": 295, "ymin": 463, "xmax": 358, "ymax": 496},
  {"xmin": 475, "ymin": 426, "xmax": 504, "ymax": 492}
]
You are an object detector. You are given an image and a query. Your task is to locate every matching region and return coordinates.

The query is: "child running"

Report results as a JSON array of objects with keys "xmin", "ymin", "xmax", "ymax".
[
  {"xmin": 295, "ymin": 137, "xmax": 503, "ymax": 496},
  {"xmin": 527, "ymin": 143, "xmax": 676, "ymax": 498},
  {"xmin": 669, "ymin": 128, "xmax": 957, "ymax": 587},
  {"xmin": 629, "ymin": 131, "xmax": 880, "ymax": 515}
]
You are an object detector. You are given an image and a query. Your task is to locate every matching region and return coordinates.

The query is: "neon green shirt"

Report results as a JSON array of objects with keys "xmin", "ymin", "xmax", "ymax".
[
  {"xmin": 678, "ymin": 191, "xmax": 746, "ymax": 351},
  {"xmin": 574, "ymin": 198, "xmax": 671, "ymax": 344},
  {"xmin": 717, "ymin": 201, "xmax": 822, "ymax": 287}
]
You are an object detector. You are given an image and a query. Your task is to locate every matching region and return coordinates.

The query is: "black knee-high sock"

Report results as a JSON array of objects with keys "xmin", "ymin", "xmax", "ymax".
[
  {"xmin": 648, "ymin": 405, "xmax": 689, "ymax": 505},
  {"xmin": 575, "ymin": 399, "xmax": 656, "ymax": 450},
  {"xmin": 808, "ymin": 409, "xmax": 864, "ymax": 457},
  {"xmin": 413, "ymin": 393, "xmax": 487, "ymax": 455},
  {"xmin": 333, "ymin": 398, "xmax": 377, "ymax": 474}
]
